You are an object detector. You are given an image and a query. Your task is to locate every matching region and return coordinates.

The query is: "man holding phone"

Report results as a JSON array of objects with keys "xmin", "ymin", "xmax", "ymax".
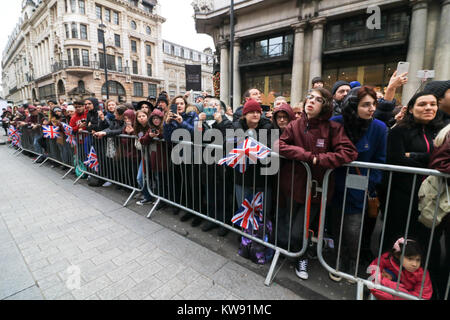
[{"xmin": 69, "ymin": 100, "xmax": 88, "ymax": 133}]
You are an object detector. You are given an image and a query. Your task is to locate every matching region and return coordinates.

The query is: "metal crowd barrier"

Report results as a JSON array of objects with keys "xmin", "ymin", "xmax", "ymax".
[
  {"xmin": 143, "ymin": 138, "xmax": 314, "ymax": 286},
  {"xmin": 38, "ymin": 131, "xmax": 75, "ymax": 179},
  {"xmin": 73, "ymin": 130, "xmax": 145, "ymax": 207},
  {"xmin": 316, "ymin": 161, "xmax": 450, "ymax": 300},
  {"xmin": 13, "ymin": 126, "xmax": 45, "ymax": 162}
]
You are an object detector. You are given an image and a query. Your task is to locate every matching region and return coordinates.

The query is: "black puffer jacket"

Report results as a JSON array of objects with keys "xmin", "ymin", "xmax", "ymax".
[{"xmin": 85, "ymin": 98, "xmax": 100, "ymax": 132}]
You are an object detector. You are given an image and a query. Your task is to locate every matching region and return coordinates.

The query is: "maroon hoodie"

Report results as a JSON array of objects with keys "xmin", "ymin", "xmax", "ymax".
[
  {"xmin": 429, "ymin": 138, "xmax": 450, "ymax": 174},
  {"xmin": 278, "ymin": 110, "xmax": 358, "ymax": 204}
]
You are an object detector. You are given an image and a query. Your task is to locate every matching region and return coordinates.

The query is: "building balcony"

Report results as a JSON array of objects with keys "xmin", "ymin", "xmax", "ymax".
[
  {"xmin": 51, "ymin": 60, "xmax": 130, "ymax": 75},
  {"xmin": 239, "ymin": 42, "xmax": 293, "ymax": 67}
]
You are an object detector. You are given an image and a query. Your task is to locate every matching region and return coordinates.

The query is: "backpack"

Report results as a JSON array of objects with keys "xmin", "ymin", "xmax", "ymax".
[
  {"xmin": 238, "ymin": 220, "xmax": 275, "ymax": 265},
  {"xmin": 418, "ymin": 176, "xmax": 450, "ymax": 228}
]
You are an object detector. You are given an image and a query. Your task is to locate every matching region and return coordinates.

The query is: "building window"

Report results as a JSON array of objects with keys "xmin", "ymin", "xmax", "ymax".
[
  {"xmin": 71, "ymin": 23, "xmax": 78, "ymax": 38},
  {"xmin": 130, "ymin": 20, "xmax": 137, "ymax": 30},
  {"xmin": 133, "ymin": 82, "xmax": 143, "ymax": 96},
  {"xmin": 105, "ymin": 9, "xmax": 111, "ymax": 22},
  {"xmin": 70, "ymin": 0, "xmax": 76, "ymax": 13},
  {"xmin": 117, "ymin": 56, "xmax": 123, "ymax": 72},
  {"xmin": 174, "ymin": 46, "xmax": 181, "ymax": 57},
  {"xmin": 114, "ymin": 34, "xmax": 121, "ymax": 47},
  {"xmin": 131, "ymin": 40, "xmax": 137, "ymax": 53},
  {"xmin": 79, "ymin": 0, "xmax": 85, "ymax": 14},
  {"xmin": 98, "ymin": 29, "xmax": 104, "ymax": 43},
  {"xmin": 146, "ymin": 26, "xmax": 151, "ymax": 35},
  {"xmin": 67, "ymin": 49, "xmax": 72, "ymax": 65},
  {"xmin": 65, "ymin": 24, "xmax": 70, "ymax": 39},
  {"xmin": 148, "ymin": 83, "xmax": 157, "ymax": 97},
  {"xmin": 146, "ymin": 44, "xmax": 151, "ymax": 57},
  {"xmin": 72, "ymin": 49, "xmax": 80, "ymax": 66},
  {"xmin": 147, "ymin": 64, "xmax": 152, "ymax": 77},
  {"xmin": 80, "ymin": 24, "xmax": 88, "ymax": 40},
  {"xmin": 184, "ymin": 50, "xmax": 190, "ymax": 59},
  {"xmin": 113, "ymin": 11, "xmax": 119, "ymax": 25},
  {"xmin": 82, "ymin": 49, "xmax": 89, "ymax": 66},
  {"xmin": 132, "ymin": 60, "xmax": 138, "ymax": 74},
  {"xmin": 163, "ymin": 42, "xmax": 171, "ymax": 54},
  {"xmin": 96, "ymin": 4, "xmax": 102, "ymax": 20}
]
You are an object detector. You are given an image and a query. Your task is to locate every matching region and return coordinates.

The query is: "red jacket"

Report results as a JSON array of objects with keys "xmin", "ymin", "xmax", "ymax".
[
  {"xmin": 69, "ymin": 110, "xmax": 88, "ymax": 133},
  {"xmin": 278, "ymin": 111, "xmax": 358, "ymax": 204},
  {"xmin": 369, "ymin": 252, "xmax": 433, "ymax": 300}
]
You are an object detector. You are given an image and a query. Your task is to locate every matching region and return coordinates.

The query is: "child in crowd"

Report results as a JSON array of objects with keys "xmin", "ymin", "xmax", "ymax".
[{"xmin": 368, "ymin": 237, "xmax": 433, "ymax": 300}]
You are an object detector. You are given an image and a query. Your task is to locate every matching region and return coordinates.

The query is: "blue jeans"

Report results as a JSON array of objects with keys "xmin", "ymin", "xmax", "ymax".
[
  {"xmin": 137, "ymin": 161, "xmax": 151, "ymax": 200},
  {"xmin": 33, "ymin": 134, "xmax": 43, "ymax": 155}
]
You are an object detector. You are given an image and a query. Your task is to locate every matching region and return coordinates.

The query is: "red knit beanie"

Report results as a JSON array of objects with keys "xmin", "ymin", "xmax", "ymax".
[{"xmin": 243, "ymin": 99, "xmax": 262, "ymax": 115}]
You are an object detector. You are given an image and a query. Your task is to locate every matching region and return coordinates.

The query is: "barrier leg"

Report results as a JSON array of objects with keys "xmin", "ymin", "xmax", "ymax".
[
  {"xmin": 62, "ymin": 167, "xmax": 74, "ymax": 179},
  {"xmin": 264, "ymin": 249, "xmax": 282, "ymax": 286},
  {"xmin": 38, "ymin": 157, "xmax": 49, "ymax": 167},
  {"xmin": 147, "ymin": 198, "xmax": 160, "ymax": 219},
  {"xmin": 14, "ymin": 148, "xmax": 24, "ymax": 156},
  {"xmin": 123, "ymin": 189, "xmax": 136, "ymax": 207},
  {"xmin": 356, "ymin": 280, "xmax": 365, "ymax": 300},
  {"xmin": 32, "ymin": 154, "xmax": 43, "ymax": 163},
  {"xmin": 73, "ymin": 173, "xmax": 85, "ymax": 185}
]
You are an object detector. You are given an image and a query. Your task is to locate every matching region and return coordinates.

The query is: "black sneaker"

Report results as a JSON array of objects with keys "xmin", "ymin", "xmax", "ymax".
[
  {"xmin": 201, "ymin": 221, "xmax": 218, "ymax": 232},
  {"xmin": 217, "ymin": 227, "xmax": 229, "ymax": 237},
  {"xmin": 180, "ymin": 212, "xmax": 192, "ymax": 222},
  {"xmin": 191, "ymin": 217, "xmax": 202, "ymax": 227},
  {"xmin": 295, "ymin": 258, "xmax": 309, "ymax": 280},
  {"xmin": 136, "ymin": 198, "xmax": 153, "ymax": 206}
]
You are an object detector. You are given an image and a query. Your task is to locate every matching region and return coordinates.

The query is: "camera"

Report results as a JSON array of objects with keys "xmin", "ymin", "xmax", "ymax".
[{"xmin": 151, "ymin": 129, "xmax": 157, "ymax": 134}]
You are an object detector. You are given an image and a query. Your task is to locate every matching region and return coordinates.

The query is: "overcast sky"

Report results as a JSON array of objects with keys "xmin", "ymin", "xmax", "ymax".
[{"xmin": 0, "ymin": 0, "xmax": 215, "ymax": 78}]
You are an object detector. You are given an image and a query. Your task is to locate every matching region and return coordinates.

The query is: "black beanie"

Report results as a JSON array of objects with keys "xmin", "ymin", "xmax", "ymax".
[
  {"xmin": 423, "ymin": 81, "xmax": 450, "ymax": 99},
  {"xmin": 332, "ymin": 81, "xmax": 351, "ymax": 95}
]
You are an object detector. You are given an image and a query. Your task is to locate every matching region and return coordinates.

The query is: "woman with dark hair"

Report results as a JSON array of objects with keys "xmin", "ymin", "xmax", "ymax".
[
  {"xmin": 380, "ymin": 91, "xmax": 445, "ymax": 253},
  {"xmin": 329, "ymin": 86, "xmax": 388, "ymax": 281},
  {"xmin": 278, "ymin": 87, "xmax": 358, "ymax": 280},
  {"xmin": 163, "ymin": 95, "xmax": 200, "ymax": 224}
]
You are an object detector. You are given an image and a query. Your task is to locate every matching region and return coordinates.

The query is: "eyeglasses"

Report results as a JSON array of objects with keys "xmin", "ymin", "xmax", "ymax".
[
  {"xmin": 276, "ymin": 115, "xmax": 289, "ymax": 120},
  {"xmin": 306, "ymin": 94, "xmax": 325, "ymax": 104}
]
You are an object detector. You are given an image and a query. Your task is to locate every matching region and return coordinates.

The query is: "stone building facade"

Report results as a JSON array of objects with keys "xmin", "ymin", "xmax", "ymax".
[
  {"xmin": 2, "ymin": 0, "xmax": 165, "ymax": 104},
  {"xmin": 162, "ymin": 40, "xmax": 214, "ymax": 99},
  {"xmin": 193, "ymin": 0, "xmax": 450, "ymax": 108}
]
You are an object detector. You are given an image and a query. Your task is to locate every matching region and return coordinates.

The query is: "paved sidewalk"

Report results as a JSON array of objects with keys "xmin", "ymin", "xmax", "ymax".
[{"xmin": 0, "ymin": 146, "xmax": 302, "ymax": 300}]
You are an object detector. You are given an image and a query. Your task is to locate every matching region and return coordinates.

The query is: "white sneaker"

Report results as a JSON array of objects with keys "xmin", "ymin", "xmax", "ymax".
[
  {"xmin": 295, "ymin": 258, "xmax": 309, "ymax": 280},
  {"xmin": 102, "ymin": 182, "xmax": 112, "ymax": 187}
]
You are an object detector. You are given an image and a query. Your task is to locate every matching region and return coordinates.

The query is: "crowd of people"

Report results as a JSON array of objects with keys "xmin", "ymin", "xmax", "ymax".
[{"xmin": 1, "ymin": 71, "xmax": 449, "ymax": 300}]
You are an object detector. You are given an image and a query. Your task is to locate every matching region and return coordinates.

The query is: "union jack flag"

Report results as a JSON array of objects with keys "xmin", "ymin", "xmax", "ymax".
[
  {"xmin": 8, "ymin": 125, "xmax": 20, "ymax": 139},
  {"xmin": 8, "ymin": 126, "xmax": 21, "ymax": 147},
  {"xmin": 231, "ymin": 192, "xmax": 264, "ymax": 231},
  {"xmin": 84, "ymin": 146, "xmax": 99, "ymax": 172},
  {"xmin": 62, "ymin": 123, "xmax": 76, "ymax": 146},
  {"xmin": 42, "ymin": 125, "xmax": 61, "ymax": 139},
  {"xmin": 218, "ymin": 137, "xmax": 271, "ymax": 173}
]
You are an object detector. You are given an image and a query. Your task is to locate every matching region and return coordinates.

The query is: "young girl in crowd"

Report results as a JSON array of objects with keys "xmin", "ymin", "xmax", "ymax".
[
  {"xmin": 278, "ymin": 87, "xmax": 358, "ymax": 280},
  {"xmin": 120, "ymin": 109, "xmax": 139, "ymax": 188},
  {"xmin": 134, "ymin": 110, "xmax": 153, "ymax": 205},
  {"xmin": 329, "ymin": 86, "xmax": 387, "ymax": 281},
  {"xmin": 368, "ymin": 237, "xmax": 433, "ymax": 300},
  {"xmin": 139, "ymin": 108, "xmax": 167, "ymax": 209}
]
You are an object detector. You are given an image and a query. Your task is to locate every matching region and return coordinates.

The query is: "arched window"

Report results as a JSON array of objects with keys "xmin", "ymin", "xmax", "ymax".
[
  {"xmin": 101, "ymin": 80, "xmax": 126, "ymax": 96},
  {"xmin": 57, "ymin": 80, "xmax": 65, "ymax": 95},
  {"xmin": 130, "ymin": 20, "xmax": 137, "ymax": 30},
  {"xmin": 78, "ymin": 80, "xmax": 85, "ymax": 91}
]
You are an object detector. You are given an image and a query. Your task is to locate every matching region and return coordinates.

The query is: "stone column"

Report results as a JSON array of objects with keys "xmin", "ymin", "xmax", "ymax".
[
  {"xmin": 433, "ymin": 0, "xmax": 450, "ymax": 80},
  {"xmin": 232, "ymin": 38, "xmax": 241, "ymax": 109},
  {"xmin": 402, "ymin": 0, "xmax": 429, "ymax": 105},
  {"xmin": 219, "ymin": 40, "xmax": 229, "ymax": 106},
  {"xmin": 309, "ymin": 17, "xmax": 326, "ymax": 86},
  {"xmin": 290, "ymin": 22, "xmax": 306, "ymax": 106}
]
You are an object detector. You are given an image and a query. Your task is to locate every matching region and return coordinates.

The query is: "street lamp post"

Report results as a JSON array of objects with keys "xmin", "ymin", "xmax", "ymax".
[{"xmin": 99, "ymin": 23, "xmax": 109, "ymax": 99}]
